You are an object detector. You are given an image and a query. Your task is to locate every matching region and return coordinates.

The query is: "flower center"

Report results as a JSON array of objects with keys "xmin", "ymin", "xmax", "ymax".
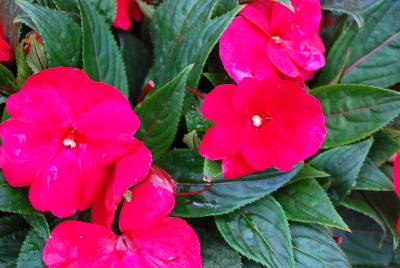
[
  {"xmin": 62, "ymin": 129, "xmax": 77, "ymax": 149},
  {"xmin": 251, "ymin": 115, "xmax": 263, "ymax": 127},
  {"xmin": 272, "ymin": 35, "xmax": 282, "ymax": 44}
]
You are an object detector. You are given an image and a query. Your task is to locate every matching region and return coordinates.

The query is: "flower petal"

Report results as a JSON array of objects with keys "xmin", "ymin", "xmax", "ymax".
[
  {"xmin": 267, "ymin": 41, "xmax": 300, "ymax": 78},
  {"xmin": 201, "ymin": 84, "xmax": 237, "ymax": 123},
  {"xmin": 91, "ymin": 142, "xmax": 152, "ymax": 228},
  {"xmin": 199, "ymin": 126, "xmax": 225, "ymax": 160},
  {"xmin": 119, "ymin": 181, "xmax": 175, "ymax": 235},
  {"xmin": 240, "ymin": 0, "xmax": 273, "ymax": 35},
  {"xmin": 131, "ymin": 217, "xmax": 202, "ymax": 268},
  {"xmin": 113, "ymin": 0, "xmax": 132, "ymax": 30},
  {"xmin": 222, "ymin": 152, "xmax": 256, "ymax": 179},
  {"xmin": 43, "ymin": 221, "xmax": 118, "ymax": 268},
  {"xmin": 29, "ymin": 149, "xmax": 82, "ymax": 217},
  {"xmin": 0, "ymin": 120, "xmax": 58, "ymax": 186},
  {"xmin": 394, "ymin": 153, "xmax": 400, "ymax": 196},
  {"xmin": 219, "ymin": 17, "xmax": 279, "ymax": 83}
]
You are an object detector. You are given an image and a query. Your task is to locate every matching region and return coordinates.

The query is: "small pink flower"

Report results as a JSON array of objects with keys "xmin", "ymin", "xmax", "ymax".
[
  {"xmin": 199, "ymin": 77, "xmax": 326, "ymax": 178},
  {"xmin": 113, "ymin": 0, "xmax": 143, "ymax": 31},
  {"xmin": 0, "ymin": 67, "xmax": 152, "ymax": 217},
  {"xmin": 219, "ymin": 0, "xmax": 325, "ymax": 83},
  {"xmin": 0, "ymin": 22, "xmax": 13, "ymax": 63},
  {"xmin": 43, "ymin": 172, "xmax": 202, "ymax": 268}
]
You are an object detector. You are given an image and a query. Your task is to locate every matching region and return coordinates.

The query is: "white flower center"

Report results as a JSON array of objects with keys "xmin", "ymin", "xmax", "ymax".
[
  {"xmin": 63, "ymin": 137, "xmax": 77, "ymax": 148},
  {"xmin": 251, "ymin": 115, "xmax": 263, "ymax": 127}
]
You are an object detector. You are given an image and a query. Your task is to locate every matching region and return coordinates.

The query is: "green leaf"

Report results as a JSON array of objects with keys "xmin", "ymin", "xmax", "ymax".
[
  {"xmin": 369, "ymin": 128, "xmax": 400, "ymax": 166},
  {"xmin": 26, "ymin": 36, "xmax": 48, "ymax": 73},
  {"xmin": 185, "ymin": 97, "xmax": 212, "ymax": 133},
  {"xmin": 19, "ymin": 1, "xmax": 81, "ymax": 67},
  {"xmin": 276, "ymin": 0, "xmax": 294, "ymax": 12},
  {"xmin": 276, "ymin": 179, "xmax": 349, "ymax": 230},
  {"xmin": 17, "ymin": 215, "xmax": 49, "ymax": 268},
  {"xmin": 15, "ymin": 42, "xmax": 32, "ymax": 89},
  {"xmin": 354, "ymin": 158, "xmax": 393, "ymax": 191},
  {"xmin": 290, "ymin": 163, "xmax": 330, "ymax": 184},
  {"xmin": 78, "ymin": 0, "xmax": 129, "ymax": 96},
  {"xmin": 309, "ymin": 139, "xmax": 372, "ymax": 202},
  {"xmin": 215, "ymin": 196, "xmax": 295, "ymax": 268},
  {"xmin": 0, "ymin": 216, "xmax": 28, "ymax": 267},
  {"xmin": 316, "ymin": 1, "xmax": 400, "ymax": 87},
  {"xmin": 0, "ymin": 64, "xmax": 15, "ymax": 88},
  {"xmin": 87, "ymin": 0, "xmax": 115, "ymax": 23},
  {"xmin": 341, "ymin": 191, "xmax": 386, "ymax": 234},
  {"xmin": 311, "ymin": 84, "xmax": 400, "ymax": 148},
  {"xmin": 156, "ymin": 149, "xmax": 301, "ymax": 217},
  {"xmin": 291, "ymin": 223, "xmax": 351, "ymax": 268},
  {"xmin": 0, "ymin": 175, "xmax": 39, "ymax": 215},
  {"xmin": 118, "ymin": 31, "xmax": 152, "ymax": 103},
  {"xmin": 321, "ymin": 0, "xmax": 364, "ymax": 28},
  {"xmin": 197, "ymin": 229, "xmax": 242, "ymax": 268},
  {"xmin": 203, "ymin": 159, "xmax": 222, "ymax": 181},
  {"xmin": 203, "ymin": 72, "xmax": 234, "ymax": 87},
  {"xmin": 135, "ymin": 65, "xmax": 193, "ymax": 160},
  {"xmin": 146, "ymin": 0, "xmax": 240, "ymax": 88},
  {"xmin": 336, "ymin": 208, "xmax": 395, "ymax": 266},
  {"xmin": 0, "ymin": 0, "xmax": 24, "ymax": 50},
  {"xmin": 365, "ymin": 192, "xmax": 400, "ymax": 248}
]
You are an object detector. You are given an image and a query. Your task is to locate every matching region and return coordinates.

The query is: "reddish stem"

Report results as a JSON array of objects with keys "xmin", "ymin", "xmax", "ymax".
[
  {"xmin": 186, "ymin": 87, "xmax": 205, "ymax": 99},
  {"xmin": 137, "ymin": 80, "xmax": 155, "ymax": 103},
  {"xmin": 174, "ymin": 182, "xmax": 214, "ymax": 197}
]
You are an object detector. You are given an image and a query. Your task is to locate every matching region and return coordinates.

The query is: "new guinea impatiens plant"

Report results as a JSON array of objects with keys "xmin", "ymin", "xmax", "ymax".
[{"xmin": 0, "ymin": 0, "xmax": 400, "ymax": 268}]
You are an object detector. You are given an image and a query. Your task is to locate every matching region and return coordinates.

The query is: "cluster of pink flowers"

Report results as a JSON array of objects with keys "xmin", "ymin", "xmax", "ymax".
[
  {"xmin": 0, "ymin": 67, "xmax": 201, "ymax": 267},
  {"xmin": 0, "ymin": 22, "xmax": 13, "ymax": 63},
  {"xmin": 200, "ymin": 0, "xmax": 327, "ymax": 178}
]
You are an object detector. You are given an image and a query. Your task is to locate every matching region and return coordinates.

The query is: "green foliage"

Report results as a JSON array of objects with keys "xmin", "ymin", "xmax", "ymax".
[
  {"xmin": 316, "ymin": 0, "xmax": 400, "ymax": 87},
  {"xmin": 78, "ymin": 0, "xmax": 128, "ymax": 96},
  {"xmin": 311, "ymin": 84, "xmax": 400, "ymax": 148},
  {"xmin": 157, "ymin": 149, "xmax": 301, "ymax": 217},
  {"xmin": 135, "ymin": 66, "xmax": 193, "ymax": 160},
  {"xmin": 310, "ymin": 139, "xmax": 372, "ymax": 202},
  {"xmin": 354, "ymin": 158, "xmax": 393, "ymax": 191},
  {"xmin": 321, "ymin": 0, "xmax": 364, "ymax": 28},
  {"xmin": 276, "ymin": 179, "xmax": 349, "ymax": 230},
  {"xmin": 19, "ymin": 1, "xmax": 81, "ymax": 67},
  {"xmin": 291, "ymin": 223, "xmax": 351, "ymax": 268},
  {"xmin": 369, "ymin": 128, "xmax": 400, "ymax": 166},
  {"xmin": 216, "ymin": 196, "xmax": 295, "ymax": 268},
  {"xmin": 146, "ymin": 0, "xmax": 240, "ymax": 88},
  {"xmin": 0, "ymin": 216, "xmax": 28, "ymax": 267}
]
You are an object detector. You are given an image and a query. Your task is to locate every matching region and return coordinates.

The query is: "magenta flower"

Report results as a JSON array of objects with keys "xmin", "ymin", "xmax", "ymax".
[
  {"xmin": 394, "ymin": 153, "xmax": 400, "ymax": 196},
  {"xmin": 219, "ymin": 0, "xmax": 326, "ymax": 83},
  {"xmin": 113, "ymin": 0, "xmax": 143, "ymax": 31},
  {"xmin": 0, "ymin": 67, "xmax": 151, "ymax": 217},
  {"xmin": 0, "ymin": 22, "xmax": 12, "ymax": 62},
  {"xmin": 199, "ymin": 77, "xmax": 326, "ymax": 178},
  {"xmin": 43, "ymin": 172, "xmax": 202, "ymax": 268}
]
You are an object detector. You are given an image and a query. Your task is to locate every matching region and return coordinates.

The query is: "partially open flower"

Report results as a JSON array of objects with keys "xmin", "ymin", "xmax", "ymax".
[
  {"xmin": 113, "ymin": 0, "xmax": 143, "ymax": 31},
  {"xmin": 0, "ymin": 67, "xmax": 152, "ymax": 217},
  {"xmin": 220, "ymin": 0, "xmax": 325, "ymax": 83},
  {"xmin": 43, "ymin": 179, "xmax": 201, "ymax": 267},
  {"xmin": 0, "ymin": 22, "xmax": 13, "ymax": 63},
  {"xmin": 199, "ymin": 77, "xmax": 326, "ymax": 178}
]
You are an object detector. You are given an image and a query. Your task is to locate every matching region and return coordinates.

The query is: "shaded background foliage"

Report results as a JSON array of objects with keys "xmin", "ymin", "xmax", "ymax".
[{"xmin": 0, "ymin": 0, "xmax": 400, "ymax": 267}]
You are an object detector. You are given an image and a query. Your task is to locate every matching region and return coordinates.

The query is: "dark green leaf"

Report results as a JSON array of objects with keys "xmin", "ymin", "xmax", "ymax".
[
  {"xmin": 203, "ymin": 159, "xmax": 222, "ymax": 181},
  {"xmin": 321, "ymin": 0, "xmax": 364, "ymax": 28},
  {"xmin": 26, "ymin": 36, "xmax": 48, "ymax": 73},
  {"xmin": 290, "ymin": 163, "xmax": 330, "ymax": 184},
  {"xmin": 19, "ymin": 1, "xmax": 81, "ymax": 67},
  {"xmin": 365, "ymin": 192, "xmax": 400, "ymax": 248},
  {"xmin": 146, "ymin": 0, "xmax": 239, "ymax": 88},
  {"xmin": 316, "ymin": 1, "xmax": 400, "ymax": 87},
  {"xmin": 157, "ymin": 149, "xmax": 301, "ymax": 217},
  {"xmin": 336, "ymin": 208, "xmax": 395, "ymax": 266},
  {"xmin": 118, "ymin": 31, "xmax": 152, "ymax": 103},
  {"xmin": 0, "ymin": 0, "xmax": 23, "ymax": 50},
  {"xmin": 215, "ymin": 196, "xmax": 295, "ymax": 268},
  {"xmin": 291, "ymin": 223, "xmax": 351, "ymax": 268},
  {"xmin": 15, "ymin": 42, "xmax": 32, "ymax": 89},
  {"xmin": 78, "ymin": 0, "xmax": 128, "ymax": 96},
  {"xmin": 354, "ymin": 158, "xmax": 393, "ymax": 191},
  {"xmin": 87, "ymin": 0, "xmax": 115, "ymax": 23},
  {"xmin": 135, "ymin": 65, "xmax": 193, "ymax": 159},
  {"xmin": 276, "ymin": 179, "xmax": 349, "ymax": 230},
  {"xmin": 203, "ymin": 72, "xmax": 234, "ymax": 87},
  {"xmin": 369, "ymin": 128, "xmax": 400, "ymax": 166},
  {"xmin": 341, "ymin": 191, "xmax": 386, "ymax": 234},
  {"xmin": 311, "ymin": 84, "xmax": 400, "ymax": 148},
  {"xmin": 0, "ymin": 175, "xmax": 39, "ymax": 215},
  {"xmin": 0, "ymin": 216, "xmax": 28, "ymax": 268},
  {"xmin": 184, "ymin": 97, "xmax": 212, "ymax": 133},
  {"xmin": 310, "ymin": 139, "xmax": 372, "ymax": 202},
  {"xmin": 197, "ymin": 229, "xmax": 242, "ymax": 268},
  {"xmin": 0, "ymin": 64, "xmax": 15, "ymax": 104}
]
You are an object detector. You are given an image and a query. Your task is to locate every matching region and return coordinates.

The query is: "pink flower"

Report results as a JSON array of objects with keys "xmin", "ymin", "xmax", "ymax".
[
  {"xmin": 0, "ymin": 67, "xmax": 152, "ymax": 217},
  {"xmin": 43, "ymin": 170, "xmax": 202, "ymax": 268},
  {"xmin": 219, "ymin": 0, "xmax": 325, "ymax": 83},
  {"xmin": 0, "ymin": 22, "xmax": 12, "ymax": 62},
  {"xmin": 199, "ymin": 77, "xmax": 326, "ymax": 178},
  {"xmin": 113, "ymin": 0, "xmax": 143, "ymax": 31}
]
